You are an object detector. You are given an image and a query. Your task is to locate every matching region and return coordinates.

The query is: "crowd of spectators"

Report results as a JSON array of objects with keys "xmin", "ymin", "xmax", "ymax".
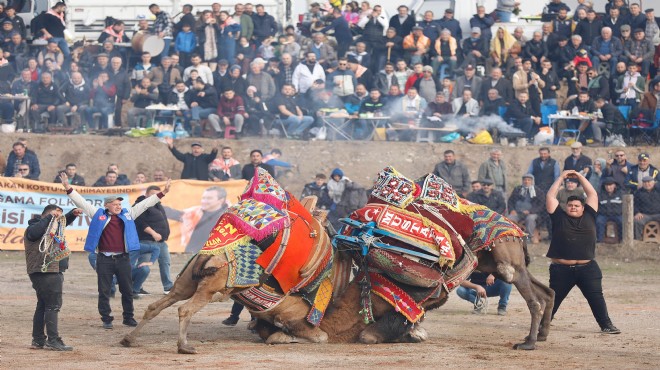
[{"xmin": 0, "ymin": 1, "xmax": 658, "ymax": 143}]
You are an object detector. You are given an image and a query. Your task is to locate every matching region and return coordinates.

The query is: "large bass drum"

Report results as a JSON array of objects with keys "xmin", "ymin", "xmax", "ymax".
[{"xmin": 131, "ymin": 32, "xmax": 165, "ymax": 56}]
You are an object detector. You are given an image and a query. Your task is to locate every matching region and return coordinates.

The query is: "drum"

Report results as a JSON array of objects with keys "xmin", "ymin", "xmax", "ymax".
[{"xmin": 131, "ymin": 32, "xmax": 165, "ymax": 56}]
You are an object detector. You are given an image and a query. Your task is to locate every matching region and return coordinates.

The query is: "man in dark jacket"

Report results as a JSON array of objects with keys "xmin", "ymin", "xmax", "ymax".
[
  {"xmin": 322, "ymin": 9, "xmax": 352, "ymax": 58},
  {"xmin": 469, "ymin": 6, "xmax": 494, "ymax": 42},
  {"xmin": 574, "ymin": 10, "xmax": 602, "ymax": 49},
  {"xmin": 134, "ymin": 185, "xmax": 173, "ymax": 295},
  {"xmin": 29, "ymin": 71, "xmax": 62, "ymax": 130},
  {"xmin": 109, "ymin": 56, "xmax": 131, "ymax": 127},
  {"xmin": 389, "ymin": 5, "xmax": 415, "ymax": 39},
  {"xmin": 505, "ymin": 92, "xmax": 541, "ymax": 138},
  {"xmin": 626, "ymin": 153, "xmax": 659, "ymax": 192},
  {"xmin": 604, "ymin": 148, "xmax": 633, "ymax": 189},
  {"xmin": 433, "ymin": 150, "xmax": 470, "ymax": 196},
  {"xmin": 241, "ymin": 149, "xmax": 275, "ymax": 180},
  {"xmin": 4, "ymin": 141, "xmax": 40, "ymax": 179},
  {"xmin": 470, "ymin": 179, "xmax": 506, "ymax": 214},
  {"xmin": 56, "ymin": 71, "xmax": 89, "ymax": 126},
  {"xmin": 53, "ymin": 163, "xmax": 85, "ymax": 186},
  {"xmin": 527, "ymin": 147, "xmax": 561, "ymax": 192},
  {"xmin": 24, "ymin": 204, "xmax": 80, "ymax": 351},
  {"xmin": 596, "ymin": 178, "xmax": 623, "ymax": 242},
  {"xmin": 437, "ymin": 8, "xmax": 462, "ymax": 40},
  {"xmin": 165, "ymin": 139, "xmax": 217, "ymax": 180},
  {"xmin": 185, "ymin": 77, "xmax": 218, "ymax": 127},
  {"xmin": 301, "ymin": 173, "xmax": 333, "ymax": 210},
  {"xmin": 251, "ymin": 5, "xmax": 277, "ymax": 44},
  {"xmin": 563, "ymin": 142, "xmax": 592, "ymax": 175},
  {"xmin": 127, "ymin": 77, "xmax": 159, "ymax": 127},
  {"xmin": 633, "ymin": 176, "xmax": 660, "ymax": 239},
  {"xmin": 507, "ymin": 174, "xmax": 545, "ymax": 243}
]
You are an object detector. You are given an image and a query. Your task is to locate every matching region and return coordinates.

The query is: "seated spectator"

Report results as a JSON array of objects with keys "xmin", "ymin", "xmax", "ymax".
[
  {"xmin": 304, "ymin": 33, "xmax": 337, "ymax": 69},
  {"xmin": 431, "ymin": 29, "xmax": 457, "ymax": 78},
  {"xmin": 208, "ymin": 87, "xmax": 247, "ymax": 137},
  {"xmin": 433, "ymin": 150, "xmax": 471, "ymax": 196},
  {"xmin": 480, "ymin": 88, "xmax": 505, "ymax": 116},
  {"xmin": 466, "ymin": 180, "xmax": 483, "ymax": 203},
  {"xmin": 328, "ymin": 57, "xmax": 357, "ymax": 101},
  {"xmin": 470, "ymin": 6, "xmax": 494, "ymax": 41},
  {"xmin": 5, "ymin": 32, "xmax": 29, "ymax": 71},
  {"xmin": 452, "ymin": 64, "xmax": 482, "ymax": 101},
  {"xmin": 591, "ymin": 27, "xmax": 622, "ymax": 76},
  {"xmin": 164, "ymin": 80, "xmax": 192, "ymax": 131},
  {"xmin": 596, "ymin": 177, "xmax": 623, "ymax": 242},
  {"xmin": 301, "ymin": 173, "xmax": 333, "ymax": 210},
  {"xmin": 451, "ymin": 88, "xmax": 480, "ymax": 119},
  {"xmin": 150, "ymin": 56, "xmax": 181, "ymax": 104},
  {"xmin": 93, "ymin": 164, "xmax": 130, "ymax": 186},
  {"xmin": 347, "ymin": 41, "xmax": 370, "ymax": 69},
  {"xmin": 247, "ymin": 58, "xmax": 277, "ymax": 101},
  {"xmin": 480, "ymin": 67, "xmax": 513, "ymax": 104},
  {"xmin": 36, "ymin": 40, "xmax": 64, "ymax": 69},
  {"xmin": 244, "ymin": 86, "xmax": 273, "ymax": 136},
  {"xmin": 133, "ymin": 172, "xmax": 147, "ymax": 184},
  {"xmin": 565, "ymin": 90, "xmax": 601, "ymax": 144},
  {"xmin": 388, "ymin": 87, "xmax": 427, "ymax": 141},
  {"xmin": 373, "ymin": 62, "xmax": 399, "ymax": 96},
  {"xmin": 626, "ymin": 153, "xmax": 659, "ymax": 192},
  {"xmin": 640, "ymin": 78, "xmax": 660, "ymax": 111},
  {"xmin": 393, "ymin": 59, "xmax": 413, "ymax": 92},
  {"xmin": 523, "ymin": 31, "xmax": 548, "ymax": 71},
  {"xmin": 557, "ymin": 178, "xmax": 586, "ymax": 211},
  {"xmin": 29, "ymin": 72, "xmax": 62, "ymax": 131},
  {"xmin": 478, "ymin": 148, "xmax": 507, "ymax": 193},
  {"xmin": 83, "ymin": 71, "xmax": 116, "ymax": 129},
  {"xmin": 185, "ymin": 77, "xmax": 219, "ymax": 130},
  {"xmin": 219, "ymin": 65, "xmax": 247, "ymax": 99},
  {"xmin": 0, "ymin": 79, "xmax": 14, "ymax": 125},
  {"xmin": 93, "ymin": 170, "xmax": 120, "ymax": 187},
  {"xmin": 564, "ymin": 142, "xmax": 592, "ymax": 175},
  {"xmin": 183, "ymin": 54, "xmax": 214, "ymax": 85},
  {"xmin": 488, "ymin": 27, "xmax": 517, "ymax": 73},
  {"xmin": 403, "ymin": 26, "xmax": 430, "ymax": 65},
  {"xmin": 462, "ymin": 27, "xmax": 488, "ymax": 69},
  {"xmin": 130, "ymin": 52, "xmax": 154, "ymax": 85},
  {"xmin": 208, "ymin": 146, "xmax": 241, "ymax": 182},
  {"xmin": 128, "ymin": 77, "xmax": 159, "ymax": 127},
  {"xmin": 426, "ymin": 92, "xmax": 453, "ymax": 121},
  {"xmin": 457, "ymin": 271, "xmax": 512, "ymax": 315},
  {"xmin": 57, "ymin": 71, "xmax": 89, "ymax": 127},
  {"xmin": 273, "ymin": 83, "xmax": 314, "ymax": 139},
  {"xmin": 347, "ymin": 55, "xmax": 373, "ymax": 91},
  {"xmin": 604, "ymin": 149, "xmax": 633, "ymax": 189},
  {"xmin": 633, "ymin": 176, "xmax": 660, "ymax": 240},
  {"xmin": 355, "ymin": 88, "xmax": 385, "ymax": 139},
  {"xmin": 292, "ymin": 52, "xmax": 326, "ymax": 95},
  {"xmin": 404, "ymin": 63, "xmax": 424, "ymax": 93},
  {"xmin": 505, "ymin": 92, "xmax": 542, "ymax": 139},
  {"xmin": 586, "ymin": 67, "xmax": 610, "ymax": 102},
  {"xmin": 415, "ymin": 65, "xmax": 437, "ymax": 104},
  {"xmin": 471, "ymin": 179, "xmax": 506, "ymax": 214},
  {"xmin": 507, "ymin": 174, "xmax": 544, "ymax": 243}
]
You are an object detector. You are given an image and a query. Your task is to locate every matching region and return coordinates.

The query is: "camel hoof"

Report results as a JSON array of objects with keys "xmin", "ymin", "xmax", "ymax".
[
  {"xmin": 358, "ymin": 332, "xmax": 380, "ymax": 344},
  {"xmin": 265, "ymin": 331, "xmax": 298, "ymax": 344},
  {"xmin": 513, "ymin": 342, "xmax": 536, "ymax": 350},
  {"xmin": 406, "ymin": 327, "xmax": 428, "ymax": 343},
  {"xmin": 120, "ymin": 336, "xmax": 136, "ymax": 347},
  {"xmin": 537, "ymin": 335, "xmax": 548, "ymax": 342},
  {"xmin": 178, "ymin": 345, "xmax": 198, "ymax": 354}
]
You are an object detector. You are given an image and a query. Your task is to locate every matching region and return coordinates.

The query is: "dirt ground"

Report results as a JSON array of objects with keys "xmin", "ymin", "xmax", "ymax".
[{"xmin": 1, "ymin": 242, "xmax": 659, "ymax": 369}]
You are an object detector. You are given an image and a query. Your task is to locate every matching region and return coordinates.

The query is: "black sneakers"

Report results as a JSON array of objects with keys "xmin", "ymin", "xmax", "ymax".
[
  {"xmin": 30, "ymin": 340, "xmax": 44, "ymax": 349},
  {"xmin": 222, "ymin": 315, "xmax": 239, "ymax": 326},
  {"xmin": 103, "ymin": 321, "xmax": 113, "ymax": 330},
  {"xmin": 123, "ymin": 318, "xmax": 138, "ymax": 327},
  {"xmin": 601, "ymin": 324, "xmax": 621, "ymax": 334},
  {"xmin": 45, "ymin": 338, "xmax": 73, "ymax": 351}
]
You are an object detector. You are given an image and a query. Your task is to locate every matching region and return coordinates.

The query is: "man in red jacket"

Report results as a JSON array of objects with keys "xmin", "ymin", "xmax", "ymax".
[{"xmin": 208, "ymin": 87, "xmax": 248, "ymax": 137}]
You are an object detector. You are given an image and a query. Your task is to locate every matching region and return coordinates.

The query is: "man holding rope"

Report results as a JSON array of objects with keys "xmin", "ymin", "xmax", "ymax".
[
  {"xmin": 59, "ymin": 173, "xmax": 171, "ymax": 329},
  {"xmin": 24, "ymin": 205, "xmax": 82, "ymax": 350}
]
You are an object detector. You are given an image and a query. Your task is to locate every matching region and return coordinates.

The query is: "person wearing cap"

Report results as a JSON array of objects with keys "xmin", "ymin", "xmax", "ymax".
[
  {"xmin": 462, "ymin": 26, "xmax": 488, "ymax": 69},
  {"xmin": 219, "ymin": 64, "xmax": 248, "ymax": 98},
  {"xmin": 431, "ymin": 29, "xmax": 457, "ymax": 78},
  {"xmin": 403, "ymin": 26, "xmax": 430, "ymax": 66},
  {"xmin": 633, "ymin": 175, "xmax": 660, "ymax": 239},
  {"xmin": 165, "ymin": 137, "xmax": 218, "ymax": 180},
  {"xmin": 470, "ymin": 6, "xmax": 494, "ymax": 42},
  {"xmin": 507, "ymin": 173, "xmax": 545, "ymax": 244},
  {"xmin": 59, "ymin": 172, "xmax": 171, "ymax": 329},
  {"xmin": 626, "ymin": 153, "xmax": 659, "ymax": 191},
  {"xmin": 557, "ymin": 176, "xmax": 586, "ymax": 211},
  {"xmin": 596, "ymin": 177, "xmax": 623, "ymax": 243},
  {"xmin": 414, "ymin": 65, "xmax": 437, "ymax": 104},
  {"xmin": 28, "ymin": 71, "xmax": 63, "ymax": 131},
  {"xmin": 472, "ymin": 178, "xmax": 506, "ymax": 214},
  {"xmin": 591, "ymin": 27, "xmax": 623, "ymax": 76},
  {"xmin": 545, "ymin": 170, "xmax": 621, "ymax": 334},
  {"xmin": 437, "ymin": 8, "xmax": 461, "ymax": 40},
  {"xmin": 452, "ymin": 64, "xmax": 482, "ymax": 101},
  {"xmin": 624, "ymin": 29, "xmax": 653, "ymax": 77},
  {"xmin": 3, "ymin": 7, "xmax": 26, "ymax": 39},
  {"xmin": 619, "ymin": 24, "xmax": 633, "ymax": 49}
]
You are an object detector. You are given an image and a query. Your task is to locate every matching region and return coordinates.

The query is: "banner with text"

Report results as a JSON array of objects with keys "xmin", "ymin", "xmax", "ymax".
[{"xmin": 0, "ymin": 178, "xmax": 248, "ymax": 253}]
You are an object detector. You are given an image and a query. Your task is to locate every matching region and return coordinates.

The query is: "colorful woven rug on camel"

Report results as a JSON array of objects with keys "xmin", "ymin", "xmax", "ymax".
[{"xmin": 198, "ymin": 168, "xmax": 333, "ymax": 324}]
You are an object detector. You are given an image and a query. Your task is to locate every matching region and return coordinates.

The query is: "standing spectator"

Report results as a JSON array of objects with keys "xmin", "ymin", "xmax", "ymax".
[
  {"xmin": 60, "ymin": 173, "xmax": 171, "ymax": 330},
  {"xmin": 241, "ymin": 149, "xmax": 275, "ymax": 180},
  {"xmin": 109, "ymin": 57, "xmax": 130, "ymax": 127},
  {"xmin": 528, "ymin": 147, "xmax": 561, "ymax": 193},
  {"xmin": 37, "ymin": 2, "xmax": 70, "ymax": 62},
  {"xmin": 470, "ymin": 6, "xmax": 494, "ymax": 42},
  {"xmin": 246, "ymin": 59, "xmax": 277, "ymax": 101},
  {"xmin": 633, "ymin": 176, "xmax": 660, "ymax": 239},
  {"xmin": 196, "ymin": 11, "xmax": 220, "ymax": 70},
  {"xmin": 508, "ymin": 174, "xmax": 545, "ymax": 243},
  {"xmin": 183, "ymin": 54, "xmax": 214, "ymax": 85},
  {"xmin": 301, "ymin": 173, "xmax": 333, "ymax": 210},
  {"xmin": 4, "ymin": 141, "xmax": 40, "ymax": 179},
  {"xmin": 24, "ymin": 204, "xmax": 80, "ymax": 351},
  {"xmin": 470, "ymin": 179, "xmax": 506, "ymax": 214},
  {"xmin": 626, "ymin": 153, "xmax": 659, "ymax": 191},
  {"xmin": 596, "ymin": 178, "xmax": 623, "ymax": 243},
  {"xmin": 149, "ymin": 4, "xmax": 174, "ymax": 59},
  {"xmin": 480, "ymin": 67, "xmax": 513, "ymax": 104},
  {"xmin": 417, "ymin": 10, "xmax": 440, "ymax": 44},
  {"xmin": 388, "ymin": 5, "xmax": 415, "ymax": 38},
  {"xmin": 322, "ymin": 8, "xmax": 352, "ymax": 58},
  {"xmin": 539, "ymin": 60, "xmax": 560, "ymax": 106},
  {"xmin": 53, "ymin": 163, "xmax": 85, "ymax": 185},
  {"xmin": 478, "ymin": 148, "xmax": 507, "ymax": 193},
  {"xmin": 273, "ymin": 83, "xmax": 314, "ymax": 138},
  {"xmin": 233, "ymin": 4, "xmax": 254, "ymax": 42},
  {"xmin": 644, "ymin": 9, "xmax": 659, "ymax": 45},
  {"xmin": 616, "ymin": 62, "xmax": 646, "ymax": 110},
  {"xmin": 462, "ymin": 27, "xmax": 489, "ymax": 69},
  {"xmin": 209, "ymin": 146, "xmax": 242, "ymax": 182},
  {"xmin": 29, "ymin": 72, "xmax": 62, "ymax": 131},
  {"xmin": 328, "ymin": 57, "xmax": 357, "ymax": 101},
  {"xmin": 251, "ymin": 4, "xmax": 277, "ymax": 44},
  {"xmin": 602, "ymin": 7, "xmax": 624, "ymax": 39},
  {"xmin": 150, "ymin": 56, "xmax": 181, "ymax": 105},
  {"xmin": 433, "ymin": 150, "xmax": 470, "ymax": 196},
  {"xmin": 564, "ymin": 142, "xmax": 592, "ymax": 176},
  {"xmin": 292, "ymin": 51, "xmax": 326, "ymax": 95},
  {"xmin": 174, "ymin": 4, "xmax": 196, "ymax": 35},
  {"xmin": 545, "ymin": 170, "xmax": 620, "ymax": 334},
  {"xmin": 174, "ymin": 24, "xmax": 196, "ymax": 69},
  {"xmin": 496, "ymin": 0, "xmax": 520, "ymax": 23},
  {"xmin": 166, "ymin": 138, "xmax": 218, "ymax": 180},
  {"xmin": 134, "ymin": 185, "xmax": 173, "ymax": 295},
  {"xmin": 575, "ymin": 10, "xmax": 602, "ymax": 50},
  {"xmin": 512, "ymin": 59, "xmax": 544, "ymax": 116},
  {"xmin": 437, "ymin": 8, "xmax": 462, "ymax": 41}
]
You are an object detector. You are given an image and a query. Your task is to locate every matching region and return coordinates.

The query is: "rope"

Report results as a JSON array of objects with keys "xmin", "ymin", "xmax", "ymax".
[{"xmin": 39, "ymin": 215, "xmax": 70, "ymax": 272}]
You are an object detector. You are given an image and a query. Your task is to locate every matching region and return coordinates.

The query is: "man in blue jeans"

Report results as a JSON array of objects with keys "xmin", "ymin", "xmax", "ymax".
[
  {"xmin": 456, "ymin": 271, "xmax": 512, "ymax": 316},
  {"xmin": 134, "ymin": 185, "xmax": 174, "ymax": 294},
  {"xmin": 274, "ymin": 83, "xmax": 314, "ymax": 138}
]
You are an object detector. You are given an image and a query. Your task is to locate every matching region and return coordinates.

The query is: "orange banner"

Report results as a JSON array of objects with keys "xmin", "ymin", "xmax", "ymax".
[{"xmin": 0, "ymin": 177, "xmax": 247, "ymax": 253}]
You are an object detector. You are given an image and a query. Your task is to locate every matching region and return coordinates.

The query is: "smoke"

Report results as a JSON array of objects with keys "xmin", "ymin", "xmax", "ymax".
[{"xmin": 450, "ymin": 115, "xmax": 524, "ymax": 134}]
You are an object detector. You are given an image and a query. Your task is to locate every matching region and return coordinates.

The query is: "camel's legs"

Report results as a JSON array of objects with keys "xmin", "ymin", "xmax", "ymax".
[
  {"xmin": 531, "ymin": 274, "xmax": 555, "ymax": 341},
  {"xmin": 511, "ymin": 268, "xmax": 543, "ymax": 350},
  {"xmin": 177, "ymin": 287, "xmax": 217, "ymax": 354}
]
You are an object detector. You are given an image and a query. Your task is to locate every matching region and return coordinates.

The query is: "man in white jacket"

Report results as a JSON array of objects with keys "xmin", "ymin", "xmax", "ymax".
[{"xmin": 292, "ymin": 52, "xmax": 326, "ymax": 94}]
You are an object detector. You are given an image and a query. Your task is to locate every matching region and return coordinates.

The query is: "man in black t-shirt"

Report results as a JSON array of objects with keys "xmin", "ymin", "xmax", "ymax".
[{"xmin": 545, "ymin": 170, "xmax": 620, "ymax": 334}]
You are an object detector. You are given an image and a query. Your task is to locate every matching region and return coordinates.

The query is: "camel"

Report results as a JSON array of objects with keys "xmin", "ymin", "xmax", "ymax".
[{"xmin": 121, "ymin": 167, "xmax": 554, "ymax": 353}]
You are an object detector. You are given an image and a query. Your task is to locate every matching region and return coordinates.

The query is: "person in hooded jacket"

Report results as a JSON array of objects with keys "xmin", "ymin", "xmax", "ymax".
[{"xmin": 596, "ymin": 177, "xmax": 623, "ymax": 242}]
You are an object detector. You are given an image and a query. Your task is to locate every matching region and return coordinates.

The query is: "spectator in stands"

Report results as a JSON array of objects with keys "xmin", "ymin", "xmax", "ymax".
[
  {"xmin": 452, "ymin": 64, "xmax": 482, "ymax": 101},
  {"xmin": 127, "ymin": 77, "xmax": 159, "ymax": 128},
  {"xmin": 174, "ymin": 24, "xmax": 196, "ymax": 70},
  {"xmin": 523, "ymin": 31, "xmax": 547, "ymax": 71},
  {"xmin": 149, "ymin": 4, "xmax": 174, "ymax": 59},
  {"xmin": 5, "ymin": 141, "xmax": 39, "ymax": 179},
  {"xmin": 373, "ymin": 62, "xmax": 399, "ymax": 96},
  {"xmin": 403, "ymin": 26, "xmax": 430, "ymax": 66},
  {"xmin": 274, "ymin": 83, "xmax": 314, "ymax": 139},
  {"xmin": 3, "ymin": 7, "xmax": 25, "ymax": 39},
  {"xmin": 29, "ymin": 72, "xmax": 62, "ymax": 131},
  {"xmin": 252, "ymin": 4, "xmax": 277, "ymax": 44},
  {"xmin": 84, "ymin": 71, "xmax": 116, "ymax": 129},
  {"xmin": 557, "ymin": 177, "xmax": 586, "ymax": 210},
  {"xmin": 628, "ymin": 3, "xmax": 647, "ymax": 40},
  {"xmin": 301, "ymin": 174, "xmax": 332, "ymax": 210},
  {"xmin": 389, "ymin": 86, "xmax": 426, "ymax": 141},
  {"xmin": 109, "ymin": 57, "xmax": 131, "ymax": 127},
  {"xmin": 328, "ymin": 57, "xmax": 357, "ymax": 101},
  {"xmin": 0, "ymin": 78, "xmax": 15, "ymax": 125},
  {"xmin": 150, "ymin": 56, "xmax": 181, "ymax": 104},
  {"xmin": 57, "ymin": 71, "xmax": 89, "ymax": 126},
  {"xmin": 480, "ymin": 88, "xmax": 504, "ymax": 116},
  {"xmin": 186, "ymin": 77, "xmax": 218, "ymax": 130},
  {"xmin": 596, "ymin": 177, "xmax": 623, "ymax": 242},
  {"xmin": 53, "ymin": 163, "xmax": 85, "ymax": 185},
  {"xmin": 645, "ymin": 9, "xmax": 659, "ymax": 45},
  {"xmin": 508, "ymin": 174, "xmax": 544, "ymax": 244},
  {"xmin": 208, "ymin": 87, "xmax": 247, "ymax": 137},
  {"xmin": 505, "ymin": 92, "xmax": 542, "ymax": 139},
  {"xmin": 575, "ymin": 9, "xmax": 602, "ymax": 50},
  {"xmin": 389, "ymin": 5, "xmax": 415, "ymax": 39},
  {"xmin": 93, "ymin": 170, "xmax": 120, "ymax": 187},
  {"xmin": 633, "ymin": 176, "xmax": 660, "ymax": 240},
  {"xmin": 133, "ymin": 173, "xmax": 147, "ymax": 184},
  {"xmin": 183, "ymin": 54, "xmax": 214, "ymax": 85},
  {"xmin": 452, "ymin": 88, "xmax": 479, "ymax": 119},
  {"xmin": 603, "ymin": 6, "xmax": 624, "ymax": 39},
  {"xmin": 209, "ymin": 146, "xmax": 241, "ymax": 182},
  {"xmin": 36, "ymin": 40, "xmax": 63, "ymax": 69},
  {"xmin": 591, "ymin": 27, "xmax": 623, "ymax": 76},
  {"xmin": 415, "ymin": 65, "xmax": 437, "ymax": 104},
  {"xmin": 292, "ymin": 51, "xmax": 325, "ymax": 94},
  {"xmin": 488, "ymin": 27, "xmax": 517, "ymax": 74},
  {"xmin": 478, "ymin": 148, "xmax": 507, "ymax": 193},
  {"xmin": 513, "ymin": 59, "xmax": 544, "ymax": 116},
  {"xmin": 563, "ymin": 142, "xmax": 592, "ymax": 176},
  {"xmin": 433, "ymin": 149, "xmax": 470, "ymax": 197},
  {"xmin": 130, "ymin": 52, "xmax": 154, "ymax": 85},
  {"xmin": 246, "ymin": 58, "xmax": 276, "ymax": 101},
  {"xmin": 38, "ymin": 2, "xmax": 69, "ymax": 62},
  {"xmin": 174, "ymin": 4, "xmax": 196, "ymax": 35},
  {"xmin": 565, "ymin": 90, "xmax": 600, "ymax": 143},
  {"xmin": 640, "ymin": 78, "xmax": 660, "ymax": 111},
  {"xmin": 470, "ymin": 179, "xmax": 506, "ymax": 214},
  {"xmin": 241, "ymin": 149, "xmax": 275, "ymax": 180},
  {"xmin": 470, "ymin": 6, "xmax": 494, "ymax": 42},
  {"xmin": 615, "ymin": 61, "xmax": 645, "ymax": 110},
  {"xmin": 462, "ymin": 27, "xmax": 488, "ymax": 70},
  {"xmin": 544, "ymin": 0, "xmax": 571, "ymax": 21},
  {"xmin": 480, "ymin": 67, "xmax": 513, "ymax": 104},
  {"xmin": 233, "ymin": 4, "xmax": 254, "ymax": 43},
  {"xmin": 527, "ymin": 147, "xmax": 560, "ymax": 192},
  {"xmin": 624, "ymin": 29, "xmax": 654, "ymax": 77},
  {"xmin": 539, "ymin": 60, "xmax": 559, "ymax": 107},
  {"xmin": 5, "ymin": 32, "xmax": 29, "ymax": 71},
  {"xmin": 321, "ymin": 8, "xmax": 352, "ymax": 58},
  {"xmin": 604, "ymin": 149, "xmax": 632, "ymax": 189},
  {"xmin": 586, "ymin": 67, "xmax": 610, "ymax": 102},
  {"xmin": 426, "ymin": 91, "xmax": 453, "ymax": 121},
  {"xmin": 166, "ymin": 138, "xmax": 218, "ymax": 180},
  {"xmin": 626, "ymin": 153, "xmax": 659, "ymax": 191}
]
